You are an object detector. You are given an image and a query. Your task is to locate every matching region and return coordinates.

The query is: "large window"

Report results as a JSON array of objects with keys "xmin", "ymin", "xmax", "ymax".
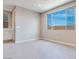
[{"xmin": 47, "ymin": 7, "xmax": 75, "ymax": 30}]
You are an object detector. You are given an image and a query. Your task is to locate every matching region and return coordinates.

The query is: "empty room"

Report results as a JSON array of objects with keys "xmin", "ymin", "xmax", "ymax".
[{"xmin": 3, "ymin": 0, "xmax": 76, "ymax": 59}]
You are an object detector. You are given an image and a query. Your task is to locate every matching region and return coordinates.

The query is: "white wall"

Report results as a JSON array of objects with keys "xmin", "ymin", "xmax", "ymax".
[
  {"xmin": 40, "ymin": 2, "xmax": 76, "ymax": 44},
  {"xmin": 15, "ymin": 6, "xmax": 40, "ymax": 41}
]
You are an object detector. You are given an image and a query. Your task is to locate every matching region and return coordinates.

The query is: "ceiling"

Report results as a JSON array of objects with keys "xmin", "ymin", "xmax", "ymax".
[{"xmin": 3, "ymin": 0, "xmax": 75, "ymax": 13}]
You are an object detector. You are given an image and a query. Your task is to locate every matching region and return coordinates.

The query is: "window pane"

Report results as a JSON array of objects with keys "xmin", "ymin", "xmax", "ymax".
[
  {"xmin": 53, "ymin": 15, "xmax": 65, "ymax": 26},
  {"xmin": 53, "ymin": 10, "xmax": 66, "ymax": 30},
  {"xmin": 67, "ymin": 7, "xmax": 75, "ymax": 15},
  {"xmin": 47, "ymin": 14, "xmax": 51, "ymax": 26},
  {"xmin": 51, "ymin": 14, "xmax": 55, "ymax": 26},
  {"xmin": 55, "ymin": 18, "xmax": 65, "ymax": 26},
  {"xmin": 67, "ymin": 16, "xmax": 75, "ymax": 29},
  {"xmin": 47, "ymin": 10, "xmax": 66, "ymax": 30},
  {"xmin": 47, "ymin": 14, "xmax": 55, "ymax": 30},
  {"xmin": 52, "ymin": 10, "xmax": 66, "ymax": 30}
]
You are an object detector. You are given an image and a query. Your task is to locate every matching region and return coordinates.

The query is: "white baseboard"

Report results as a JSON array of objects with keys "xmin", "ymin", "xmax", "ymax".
[
  {"xmin": 16, "ymin": 38, "xmax": 38, "ymax": 44},
  {"xmin": 15, "ymin": 38, "xmax": 76, "ymax": 47},
  {"xmin": 39, "ymin": 38, "xmax": 76, "ymax": 47}
]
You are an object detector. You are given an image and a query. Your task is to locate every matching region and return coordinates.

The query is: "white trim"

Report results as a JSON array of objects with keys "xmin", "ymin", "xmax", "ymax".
[
  {"xmin": 39, "ymin": 38, "xmax": 76, "ymax": 47},
  {"xmin": 14, "ymin": 38, "xmax": 76, "ymax": 47},
  {"xmin": 16, "ymin": 38, "xmax": 38, "ymax": 44}
]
